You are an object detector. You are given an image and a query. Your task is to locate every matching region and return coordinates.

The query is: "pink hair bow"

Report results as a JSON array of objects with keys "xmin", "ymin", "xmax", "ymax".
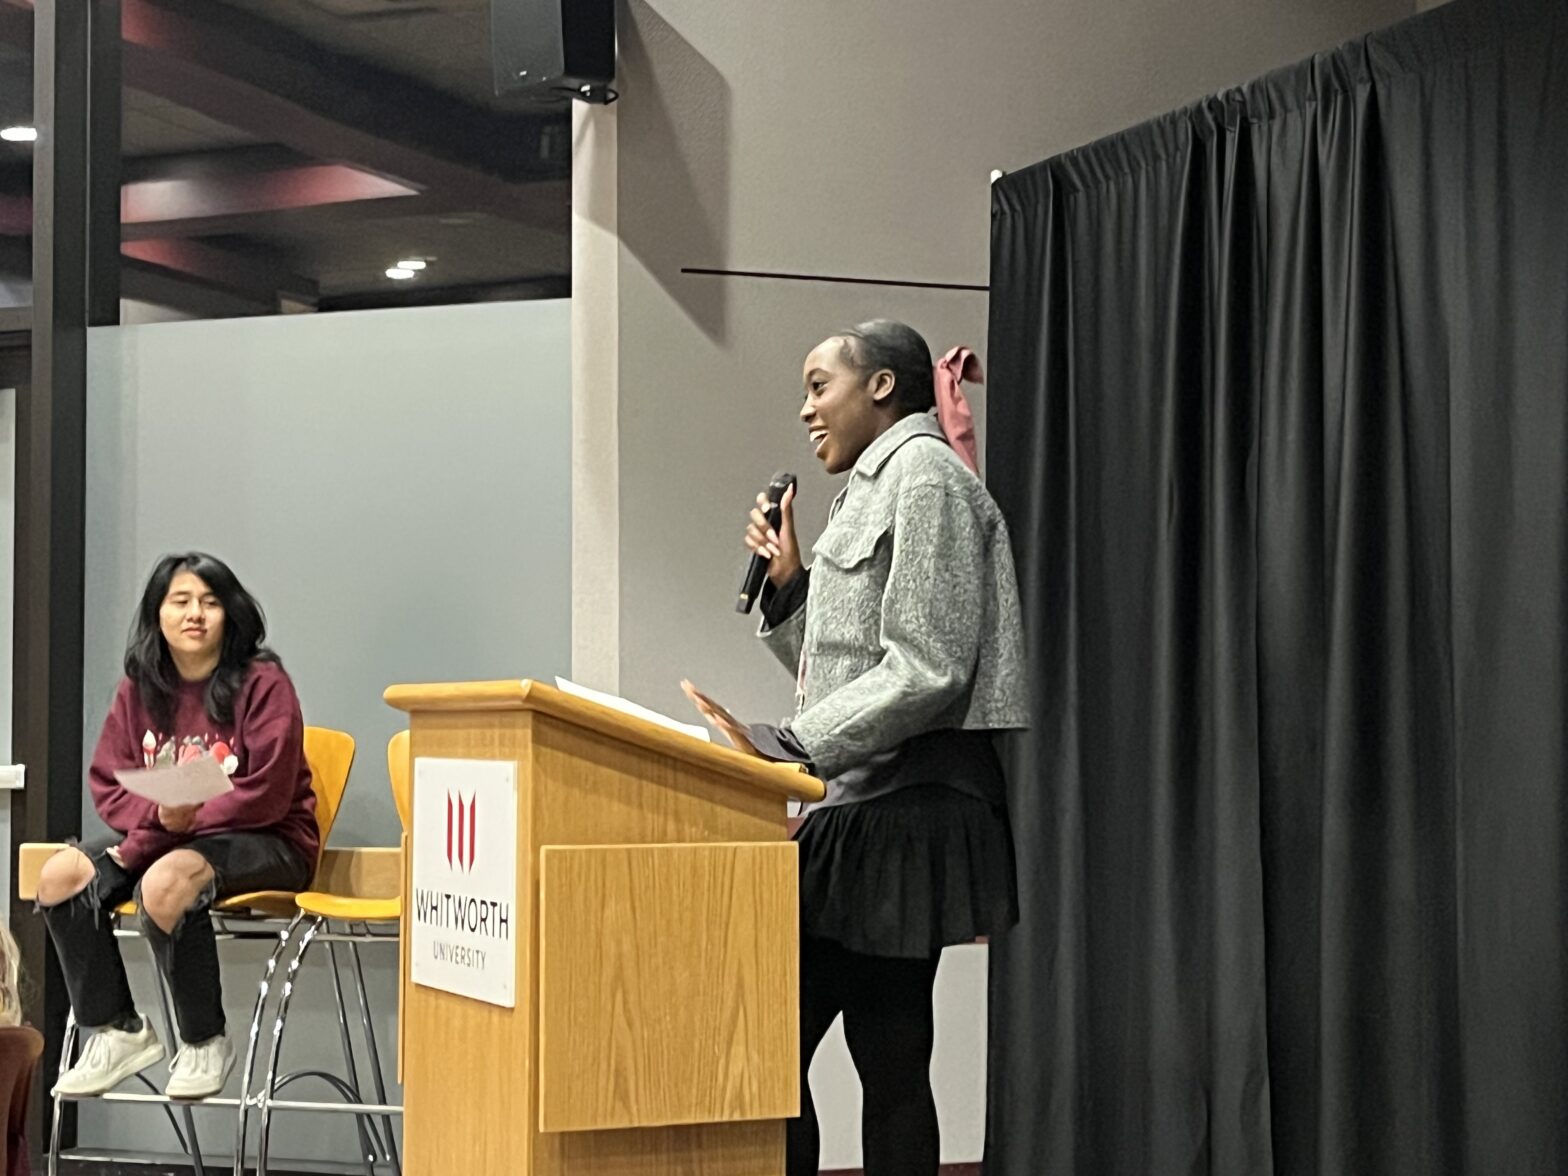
[{"xmin": 934, "ymin": 346, "xmax": 982, "ymax": 474}]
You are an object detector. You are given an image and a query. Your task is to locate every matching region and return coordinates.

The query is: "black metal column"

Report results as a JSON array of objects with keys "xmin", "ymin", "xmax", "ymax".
[
  {"xmin": 13, "ymin": 0, "xmax": 120, "ymax": 1148},
  {"xmin": 88, "ymin": 0, "xmax": 121, "ymax": 329}
]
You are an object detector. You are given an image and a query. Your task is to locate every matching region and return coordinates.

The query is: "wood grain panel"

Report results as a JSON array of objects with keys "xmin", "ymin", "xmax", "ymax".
[
  {"xmin": 399, "ymin": 714, "xmax": 536, "ymax": 1176},
  {"xmin": 529, "ymin": 715, "xmax": 786, "ymax": 848},
  {"xmin": 554, "ymin": 1120, "xmax": 784, "ymax": 1175},
  {"xmin": 538, "ymin": 842, "xmax": 798, "ymax": 1133},
  {"xmin": 398, "ymin": 830, "xmax": 409, "ymax": 1085},
  {"xmin": 525, "ymin": 712, "xmax": 793, "ymax": 1176}
]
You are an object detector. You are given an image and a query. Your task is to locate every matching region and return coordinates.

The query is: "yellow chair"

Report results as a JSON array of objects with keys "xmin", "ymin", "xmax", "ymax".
[
  {"xmin": 244, "ymin": 731, "xmax": 407, "ymax": 1176},
  {"xmin": 106, "ymin": 726, "xmax": 356, "ymax": 921},
  {"xmin": 287, "ymin": 729, "xmax": 406, "ymax": 924},
  {"xmin": 37, "ymin": 726, "xmax": 355, "ymax": 1176}
]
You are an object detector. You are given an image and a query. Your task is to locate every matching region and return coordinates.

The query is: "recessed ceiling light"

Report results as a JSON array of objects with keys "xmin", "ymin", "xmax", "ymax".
[
  {"xmin": 0, "ymin": 126, "xmax": 38, "ymax": 143},
  {"xmin": 395, "ymin": 258, "xmax": 427, "ymax": 271},
  {"xmin": 386, "ymin": 267, "xmax": 416, "ymax": 280}
]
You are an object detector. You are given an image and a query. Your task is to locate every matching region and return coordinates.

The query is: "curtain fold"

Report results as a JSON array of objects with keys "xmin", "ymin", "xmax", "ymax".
[{"xmin": 985, "ymin": 2, "xmax": 1568, "ymax": 1172}]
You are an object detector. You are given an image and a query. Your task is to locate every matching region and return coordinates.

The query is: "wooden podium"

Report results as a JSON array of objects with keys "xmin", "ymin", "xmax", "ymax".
[{"xmin": 385, "ymin": 679, "xmax": 825, "ymax": 1176}]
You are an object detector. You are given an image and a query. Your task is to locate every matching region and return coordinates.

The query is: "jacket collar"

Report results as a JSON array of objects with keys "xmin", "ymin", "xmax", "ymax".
[{"xmin": 853, "ymin": 411, "xmax": 947, "ymax": 479}]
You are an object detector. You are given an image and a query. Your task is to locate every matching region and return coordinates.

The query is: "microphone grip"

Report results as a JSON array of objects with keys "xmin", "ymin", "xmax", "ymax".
[{"xmin": 736, "ymin": 473, "xmax": 796, "ymax": 614}]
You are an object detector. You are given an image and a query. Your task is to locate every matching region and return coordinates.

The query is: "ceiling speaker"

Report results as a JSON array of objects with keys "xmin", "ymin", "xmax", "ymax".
[{"xmin": 492, "ymin": 0, "xmax": 616, "ymax": 104}]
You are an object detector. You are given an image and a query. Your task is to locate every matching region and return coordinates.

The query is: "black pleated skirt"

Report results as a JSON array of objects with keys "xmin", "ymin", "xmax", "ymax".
[{"xmin": 794, "ymin": 784, "xmax": 1019, "ymax": 959}]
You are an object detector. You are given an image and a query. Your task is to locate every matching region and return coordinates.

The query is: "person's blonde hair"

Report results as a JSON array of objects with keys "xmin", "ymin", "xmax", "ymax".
[{"xmin": 0, "ymin": 921, "xmax": 22, "ymax": 1027}]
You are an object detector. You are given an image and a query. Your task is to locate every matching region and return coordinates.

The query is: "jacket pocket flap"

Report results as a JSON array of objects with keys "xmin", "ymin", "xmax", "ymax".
[{"xmin": 812, "ymin": 521, "xmax": 888, "ymax": 570}]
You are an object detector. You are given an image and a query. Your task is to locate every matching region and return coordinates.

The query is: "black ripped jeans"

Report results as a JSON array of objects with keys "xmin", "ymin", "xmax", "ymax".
[
  {"xmin": 41, "ymin": 832, "xmax": 310, "ymax": 1043},
  {"xmin": 788, "ymin": 935, "xmax": 943, "ymax": 1176}
]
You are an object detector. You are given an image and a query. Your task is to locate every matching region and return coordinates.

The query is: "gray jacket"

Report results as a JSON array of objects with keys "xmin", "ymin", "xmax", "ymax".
[{"xmin": 760, "ymin": 412, "xmax": 1028, "ymax": 782}]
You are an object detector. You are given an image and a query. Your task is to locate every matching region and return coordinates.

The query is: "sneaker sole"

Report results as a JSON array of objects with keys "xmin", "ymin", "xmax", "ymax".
[
  {"xmin": 166, "ymin": 1049, "xmax": 236, "ymax": 1102},
  {"xmin": 51, "ymin": 1042, "xmax": 166, "ymax": 1098}
]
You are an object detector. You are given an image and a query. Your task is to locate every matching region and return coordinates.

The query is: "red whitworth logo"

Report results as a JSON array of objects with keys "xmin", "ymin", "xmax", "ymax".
[{"xmin": 445, "ymin": 791, "xmax": 478, "ymax": 872}]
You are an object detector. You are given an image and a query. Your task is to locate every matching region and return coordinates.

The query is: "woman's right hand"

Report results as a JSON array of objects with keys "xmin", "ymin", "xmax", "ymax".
[
  {"xmin": 745, "ymin": 483, "xmax": 801, "ymax": 588},
  {"xmin": 158, "ymin": 804, "xmax": 199, "ymax": 833}
]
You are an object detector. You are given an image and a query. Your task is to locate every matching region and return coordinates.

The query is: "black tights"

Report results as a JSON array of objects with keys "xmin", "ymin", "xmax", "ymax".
[{"xmin": 788, "ymin": 935, "xmax": 942, "ymax": 1176}]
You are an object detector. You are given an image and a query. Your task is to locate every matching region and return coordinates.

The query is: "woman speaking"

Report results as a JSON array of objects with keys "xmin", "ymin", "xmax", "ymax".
[{"xmin": 684, "ymin": 319, "xmax": 1027, "ymax": 1176}]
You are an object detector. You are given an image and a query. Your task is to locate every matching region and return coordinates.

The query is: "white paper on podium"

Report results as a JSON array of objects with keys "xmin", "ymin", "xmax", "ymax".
[
  {"xmin": 553, "ymin": 678, "xmax": 712, "ymax": 743},
  {"xmin": 115, "ymin": 754, "xmax": 235, "ymax": 807}
]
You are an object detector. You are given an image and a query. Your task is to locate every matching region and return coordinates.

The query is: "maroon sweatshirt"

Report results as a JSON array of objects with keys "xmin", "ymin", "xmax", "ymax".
[{"xmin": 89, "ymin": 660, "xmax": 319, "ymax": 872}]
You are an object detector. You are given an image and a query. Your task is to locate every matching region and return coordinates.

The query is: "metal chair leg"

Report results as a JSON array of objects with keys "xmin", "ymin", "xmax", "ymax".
[
  {"xmin": 143, "ymin": 938, "xmax": 205, "ymax": 1176},
  {"xmin": 258, "ymin": 920, "xmax": 377, "ymax": 1176},
  {"xmin": 233, "ymin": 912, "xmax": 304, "ymax": 1176},
  {"xmin": 47, "ymin": 1010, "xmax": 79, "ymax": 1176},
  {"xmin": 349, "ymin": 933, "xmax": 401, "ymax": 1176},
  {"xmin": 130, "ymin": 1071, "xmax": 195, "ymax": 1153},
  {"xmin": 326, "ymin": 935, "xmax": 383, "ymax": 1171}
]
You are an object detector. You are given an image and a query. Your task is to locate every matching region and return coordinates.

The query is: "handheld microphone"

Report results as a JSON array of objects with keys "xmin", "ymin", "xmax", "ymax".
[{"xmin": 736, "ymin": 471, "xmax": 797, "ymax": 614}]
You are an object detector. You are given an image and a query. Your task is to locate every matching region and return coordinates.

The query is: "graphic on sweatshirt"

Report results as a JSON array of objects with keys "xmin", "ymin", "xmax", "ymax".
[{"xmin": 141, "ymin": 731, "xmax": 239, "ymax": 775}]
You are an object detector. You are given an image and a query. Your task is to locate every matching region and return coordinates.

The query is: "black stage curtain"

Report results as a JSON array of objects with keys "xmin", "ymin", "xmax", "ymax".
[{"xmin": 985, "ymin": 2, "xmax": 1568, "ymax": 1172}]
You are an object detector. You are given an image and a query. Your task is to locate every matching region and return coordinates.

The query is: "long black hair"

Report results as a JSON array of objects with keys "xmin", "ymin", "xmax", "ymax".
[
  {"xmin": 125, "ymin": 552, "xmax": 278, "ymax": 729},
  {"xmin": 836, "ymin": 319, "xmax": 936, "ymax": 414}
]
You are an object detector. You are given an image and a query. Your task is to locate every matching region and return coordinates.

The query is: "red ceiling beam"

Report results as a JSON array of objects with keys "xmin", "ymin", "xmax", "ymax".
[
  {"xmin": 0, "ymin": 0, "xmax": 569, "ymax": 237},
  {"xmin": 0, "ymin": 226, "xmax": 319, "ymax": 312},
  {"xmin": 121, "ymin": 162, "xmax": 418, "ymax": 237},
  {"xmin": 121, "ymin": 236, "xmax": 317, "ymax": 304},
  {"xmin": 116, "ymin": 0, "xmax": 567, "ymax": 233},
  {"xmin": 0, "ymin": 164, "xmax": 421, "ymax": 240}
]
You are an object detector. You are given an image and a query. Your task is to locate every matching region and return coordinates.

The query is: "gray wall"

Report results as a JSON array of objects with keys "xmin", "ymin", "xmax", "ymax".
[
  {"xmin": 77, "ymin": 300, "xmax": 571, "ymax": 1163},
  {"xmin": 82, "ymin": 299, "xmax": 572, "ymax": 846},
  {"xmin": 602, "ymin": 0, "xmax": 1418, "ymax": 724},
  {"xmin": 574, "ymin": 0, "xmax": 1415, "ymax": 1164}
]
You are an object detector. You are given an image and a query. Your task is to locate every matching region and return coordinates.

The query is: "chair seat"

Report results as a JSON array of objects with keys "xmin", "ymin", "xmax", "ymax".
[
  {"xmin": 112, "ymin": 891, "xmax": 301, "ymax": 920},
  {"xmin": 219, "ymin": 891, "xmax": 304, "ymax": 918},
  {"xmin": 294, "ymin": 892, "xmax": 401, "ymax": 922}
]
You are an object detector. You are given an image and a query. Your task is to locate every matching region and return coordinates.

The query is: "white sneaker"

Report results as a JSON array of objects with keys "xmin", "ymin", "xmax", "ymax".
[
  {"xmin": 166, "ymin": 1034, "xmax": 235, "ymax": 1100},
  {"xmin": 52, "ymin": 1022, "xmax": 164, "ymax": 1097}
]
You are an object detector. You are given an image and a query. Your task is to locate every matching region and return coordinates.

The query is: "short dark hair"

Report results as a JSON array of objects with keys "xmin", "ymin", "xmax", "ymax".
[
  {"xmin": 125, "ymin": 552, "xmax": 278, "ymax": 728},
  {"xmin": 836, "ymin": 319, "xmax": 935, "ymax": 414}
]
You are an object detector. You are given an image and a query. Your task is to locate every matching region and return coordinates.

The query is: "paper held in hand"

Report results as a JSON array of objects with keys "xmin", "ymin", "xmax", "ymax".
[{"xmin": 115, "ymin": 754, "xmax": 235, "ymax": 807}]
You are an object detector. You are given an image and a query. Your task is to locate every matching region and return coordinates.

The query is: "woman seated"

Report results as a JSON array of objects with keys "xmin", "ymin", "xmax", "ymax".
[{"xmin": 36, "ymin": 553, "xmax": 317, "ymax": 1100}]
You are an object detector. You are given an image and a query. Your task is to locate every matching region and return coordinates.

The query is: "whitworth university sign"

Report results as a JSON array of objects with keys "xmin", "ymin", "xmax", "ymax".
[{"xmin": 410, "ymin": 758, "xmax": 518, "ymax": 1007}]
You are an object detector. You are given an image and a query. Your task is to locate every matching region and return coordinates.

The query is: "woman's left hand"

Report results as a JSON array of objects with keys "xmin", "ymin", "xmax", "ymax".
[
  {"xmin": 680, "ymin": 680, "xmax": 758, "ymax": 756},
  {"xmin": 158, "ymin": 803, "xmax": 200, "ymax": 833}
]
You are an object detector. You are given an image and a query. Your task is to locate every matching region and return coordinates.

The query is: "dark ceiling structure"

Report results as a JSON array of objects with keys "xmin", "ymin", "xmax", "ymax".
[{"xmin": 0, "ymin": 0, "xmax": 572, "ymax": 316}]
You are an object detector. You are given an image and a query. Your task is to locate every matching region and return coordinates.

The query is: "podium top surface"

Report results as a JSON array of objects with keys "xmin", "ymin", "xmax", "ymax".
[{"xmin": 384, "ymin": 678, "xmax": 825, "ymax": 803}]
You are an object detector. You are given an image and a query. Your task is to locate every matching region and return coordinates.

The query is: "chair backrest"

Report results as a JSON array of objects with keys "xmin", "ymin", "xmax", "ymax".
[
  {"xmin": 388, "ymin": 729, "xmax": 412, "ymax": 834},
  {"xmin": 303, "ymin": 726, "xmax": 356, "ymax": 850}
]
